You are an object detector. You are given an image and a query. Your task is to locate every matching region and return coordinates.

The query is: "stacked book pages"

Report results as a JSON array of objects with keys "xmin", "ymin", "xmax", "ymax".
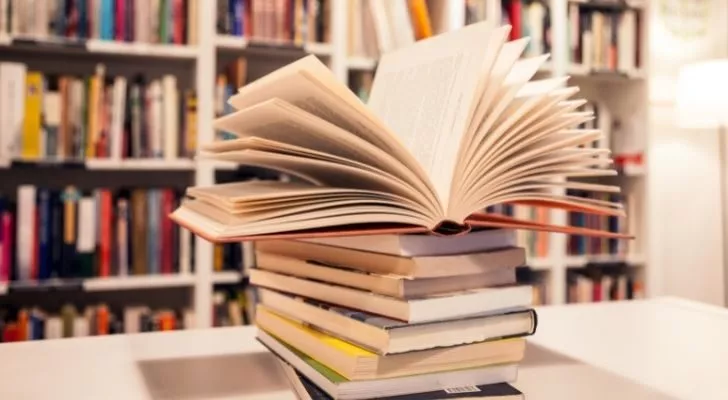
[
  {"xmin": 254, "ymin": 230, "xmax": 532, "ymax": 399},
  {"xmin": 171, "ymin": 20, "xmax": 631, "ymax": 399}
]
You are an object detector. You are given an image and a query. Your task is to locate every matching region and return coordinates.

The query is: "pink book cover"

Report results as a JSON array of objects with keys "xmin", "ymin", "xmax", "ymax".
[
  {"xmin": 0, "ymin": 212, "xmax": 12, "ymax": 281},
  {"xmin": 115, "ymin": 0, "xmax": 126, "ymax": 41}
]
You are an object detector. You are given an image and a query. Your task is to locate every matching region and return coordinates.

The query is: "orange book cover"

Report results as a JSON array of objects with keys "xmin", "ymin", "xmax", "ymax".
[{"xmin": 408, "ymin": 0, "xmax": 433, "ymax": 40}]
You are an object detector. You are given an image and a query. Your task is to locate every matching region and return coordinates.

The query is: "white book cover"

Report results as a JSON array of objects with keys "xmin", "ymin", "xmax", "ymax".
[
  {"xmin": 162, "ymin": 75, "xmax": 178, "ymax": 160},
  {"xmin": 618, "ymin": 10, "xmax": 636, "ymax": 73},
  {"xmin": 110, "ymin": 76, "xmax": 127, "ymax": 160},
  {"xmin": 73, "ymin": 317, "xmax": 89, "ymax": 337},
  {"xmin": 44, "ymin": 317, "xmax": 62, "ymax": 339},
  {"xmin": 148, "ymin": 79, "xmax": 163, "ymax": 157},
  {"xmin": 0, "ymin": 0, "xmax": 8, "ymax": 36},
  {"xmin": 0, "ymin": 63, "xmax": 27, "ymax": 159},
  {"xmin": 34, "ymin": 0, "xmax": 48, "ymax": 38},
  {"xmin": 568, "ymin": 3, "xmax": 579, "ymax": 62},
  {"xmin": 187, "ymin": 0, "xmax": 198, "ymax": 45},
  {"xmin": 9, "ymin": 0, "xmax": 21, "ymax": 35},
  {"xmin": 43, "ymin": 90, "xmax": 61, "ymax": 158},
  {"xmin": 368, "ymin": 0, "xmax": 394, "ymax": 54},
  {"xmin": 16, "ymin": 185, "xmax": 36, "ymax": 281},
  {"xmin": 135, "ymin": 0, "xmax": 150, "ymax": 42},
  {"xmin": 385, "ymin": 0, "xmax": 414, "ymax": 50},
  {"xmin": 77, "ymin": 197, "xmax": 97, "ymax": 254},
  {"xmin": 526, "ymin": 2, "xmax": 544, "ymax": 57}
]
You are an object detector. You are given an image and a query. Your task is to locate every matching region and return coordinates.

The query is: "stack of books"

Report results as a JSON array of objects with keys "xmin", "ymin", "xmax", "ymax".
[
  {"xmin": 171, "ymin": 21, "xmax": 631, "ymax": 399},
  {"xmin": 251, "ymin": 230, "xmax": 533, "ymax": 399}
]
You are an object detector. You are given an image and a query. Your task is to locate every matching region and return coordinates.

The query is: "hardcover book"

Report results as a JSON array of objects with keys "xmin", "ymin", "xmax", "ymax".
[{"xmin": 171, "ymin": 21, "xmax": 630, "ymax": 242}]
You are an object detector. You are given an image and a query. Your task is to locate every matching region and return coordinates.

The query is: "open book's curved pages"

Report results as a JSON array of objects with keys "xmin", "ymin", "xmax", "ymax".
[{"xmin": 172, "ymin": 21, "xmax": 631, "ymax": 242}]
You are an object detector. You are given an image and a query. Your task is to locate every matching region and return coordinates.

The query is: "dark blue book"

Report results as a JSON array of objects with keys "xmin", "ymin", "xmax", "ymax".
[
  {"xmin": 78, "ymin": 0, "xmax": 88, "ymax": 39},
  {"xmin": 125, "ymin": 0, "xmax": 135, "ymax": 42},
  {"xmin": 37, "ymin": 189, "xmax": 52, "ymax": 281},
  {"xmin": 60, "ymin": 187, "xmax": 80, "ymax": 278},
  {"xmin": 50, "ymin": 191, "xmax": 64, "ymax": 278},
  {"xmin": 30, "ymin": 312, "xmax": 45, "ymax": 340}
]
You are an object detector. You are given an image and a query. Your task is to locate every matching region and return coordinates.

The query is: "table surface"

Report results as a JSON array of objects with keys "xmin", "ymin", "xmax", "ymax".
[{"xmin": 1, "ymin": 297, "xmax": 722, "ymax": 400}]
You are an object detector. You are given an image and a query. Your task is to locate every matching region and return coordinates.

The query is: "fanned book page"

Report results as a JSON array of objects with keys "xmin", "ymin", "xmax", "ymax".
[{"xmin": 172, "ymin": 21, "xmax": 631, "ymax": 242}]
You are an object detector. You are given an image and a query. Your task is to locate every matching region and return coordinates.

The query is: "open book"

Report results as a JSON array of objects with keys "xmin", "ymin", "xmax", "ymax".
[{"xmin": 172, "ymin": 22, "xmax": 630, "ymax": 242}]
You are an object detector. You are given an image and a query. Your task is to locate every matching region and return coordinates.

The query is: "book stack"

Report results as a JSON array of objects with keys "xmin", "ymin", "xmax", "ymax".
[
  {"xmin": 0, "ymin": 0, "xmax": 196, "ymax": 45},
  {"xmin": 0, "ymin": 62, "xmax": 196, "ymax": 162},
  {"xmin": 0, "ymin": 303, "xmax": 195, "ymax": 342},
  {"xmin": 217, "ymin": 0, "xmax": 330, "ymax": 45},
  {"xmin": 171, "ymin": 21, "xmax": 631, "ymax": 398},
  {"xmin": 0, "ymin": 185, "xmax": 193, "ymax": 283},
  {"xmin": 251, "ymin": 230, "xmax": 532, "ymax": 399}
]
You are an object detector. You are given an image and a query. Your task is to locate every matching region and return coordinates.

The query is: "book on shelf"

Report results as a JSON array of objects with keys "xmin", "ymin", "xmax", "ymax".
[
  {"xmin": 566, "ymin": 267, "xmax": 644, "ymax": 303},
  {"xmin": 172, "ymin": 22, "xmax": 630, "ymax": 242},
  {"xmin": 567, "ymin": 2, "xmax": 641, "ymax": 74},
  {"xmin": 0, "ymin": 62, "xmax": 197, "ymax": 162},
  {"xmin": 566, "ymin": 190, "xmax": 628, "ymax": 257},
  {"xmin": 515, "ymin": 266, "xmax": 549, "ymax": 305},
  {"xmin": 0, "ymin": 0, "xmax": 196, "ymax": 45},
  {"xmin": 217, "ymin": 0, "xmax": 330, "ymax": 45},
  {"xmin": 212, "ymin": 289, "xmax": 251, "ymax": 327},
  {"xmin": 277, "ymin": 358, "xmax": 524, "ymax": 400},
  {"xmin": 348, "ymin": 0, "xmax": 432, "ymax": 59},
  {"xmin": 216, "ymin": 57, "xmax": 248, "ymax": 141},
  {"xmin": 500, "ymin": 0, "xmax": 551, "ymax": 59},
  {"xmin": 0, "ymin": 185, "xmax": 194, "ymax": 284},
  {"xmin": 0, "ymin": 303, "xmax": 195, "ymax": 342}
]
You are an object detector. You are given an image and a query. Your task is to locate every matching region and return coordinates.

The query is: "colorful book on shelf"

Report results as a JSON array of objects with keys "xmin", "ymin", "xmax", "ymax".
[
  {"xmin": 0, "ymin": 185, "xmax": 194, "ymax": 283},
  {"xmin": 172, "ymin": 22, "xmax": 631, "ymax": 242}
]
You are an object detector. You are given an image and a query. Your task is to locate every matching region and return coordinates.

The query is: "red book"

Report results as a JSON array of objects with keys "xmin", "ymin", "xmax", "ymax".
[
  {"xmin": 592, "ymin": 278, "xmax": 602, "ymax": 302},
  {"xmin": 17, "ymin": 310, "xmax": 29, "ymax": 341},
  {"xmin": 2, "ymin": 323, "xmax": 18, "ymax": 342},
  {"xmin": 99, "ymin": 190, "xmax": 113, "ymax": 277},
  {"xmin": 508, "ymin": 0, "xmax": 521, "ymax": 40},
  {"xmin": 173, "ymin": 0, "xmax": 185, "ymax": 44},
  {"xmin": 97, "ymin": 306, "xmax": 109, "ymax": 335},
  {"xmin": 244, "ymin": 0, "xmax": 253, "ymax": 37},
  {"xmin": 31, "ymin": 209, "xmax": 39, "ymax": 280},
  {"xmin": 0, "ymin": 211, "xmax": 12, "ymax": 282},
  {"xmin": 115, "ymin": 0, "xmax": 126, "ymax": 41},
  {"xmin": 161, "ymin": 190, "xmax": 174, "ymax": 274}
]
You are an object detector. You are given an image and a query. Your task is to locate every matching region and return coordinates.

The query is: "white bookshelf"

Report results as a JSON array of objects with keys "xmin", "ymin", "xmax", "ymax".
[{"xmin": 83, "ymin": 275, "xmax": 197, "ymax": 291}]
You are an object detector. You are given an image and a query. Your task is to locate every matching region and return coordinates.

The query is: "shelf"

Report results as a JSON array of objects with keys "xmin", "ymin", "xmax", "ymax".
[
  {"xmin": 568, "ymin": 0, "xmax": 646, "ymax": 10},
  {"xmin": 85, "ymin": 158, "xmax": 196, "ymax": 171},
  {"xmin": 216, "ymin": 35, "xmax": 331, "ymax": 56},
  {"xmin": 85, "ymin": 40, "xmax": 198, "ymax": 59},
  {"xmin": 212, "ymin": 271, "xmax": 243, "ymax": 284},
  {"xmin": 347, "ymin": 56, "xmax": 378, "ymax": 71},
  {"xmin": 0, "ymin": 35, "xmax": 197, "ymax": 59},
  {"xmin": 526, "ymin": 257, "xmax": 554, "ymax": 270},
  {"xmin": 0, "ymin": 282, "xmax": 7, "ymax": 295},
  {"xmin": 83, "ymin": 275, "xmax": 196, "ymax": 291},
  {"xmin": 566, "ymin": 253, "xmax": 646, "ymax": 266},
  {"xmin": 568, "ymin": 64, "xmax": 646, "ymax": 81}
]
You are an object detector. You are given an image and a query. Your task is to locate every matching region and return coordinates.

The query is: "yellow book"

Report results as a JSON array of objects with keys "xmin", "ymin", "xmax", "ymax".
[
  {"xmin": 256, "ymin": 305, "xmax": 525, "ymax": 381},
  {"xmin": 214, "ymin": 244, "xmax": 224, "ymax": 271},
  {"xmin": 408, "ymin": 0, "xmax": 433, "ymax": 40},
  {"xmin": 21, "ymin": 72, "xmax": 43, "ymax": 159},
  {"xmin": 86, "ymin": 64, "xmax": 105, "ymax": 158}
]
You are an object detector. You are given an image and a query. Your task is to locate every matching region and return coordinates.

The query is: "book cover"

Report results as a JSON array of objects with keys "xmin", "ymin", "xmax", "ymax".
[{"xmin": 21, "ymin": 72, "xmax": 43, "ymax": 160}]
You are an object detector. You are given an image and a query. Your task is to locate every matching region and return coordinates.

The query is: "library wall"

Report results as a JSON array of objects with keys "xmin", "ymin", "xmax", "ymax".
[{"xmin": 647, "ymin": 0, "xmax": 728, "ymax": 305}]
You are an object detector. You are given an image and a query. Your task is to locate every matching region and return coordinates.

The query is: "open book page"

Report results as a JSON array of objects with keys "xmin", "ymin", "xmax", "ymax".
[
  {"xmin": 175, "ymin": 198, "xmax": 429, "ymax": 239},
  {"xmin": 224, "ymin": 55, "xmax": 435, "ymax": 200},
  {"xmin": 366, "ymin": 23, "xmax": 510, "ymax": 211},
  {"xmin": 212, "ymin": 98, "xmax": 441, "ymax": 216}
]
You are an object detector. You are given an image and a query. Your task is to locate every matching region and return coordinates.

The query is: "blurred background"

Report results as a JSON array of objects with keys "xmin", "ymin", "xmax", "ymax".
[{"xmin": 0, "ymin": 0, "xmax": 725, "ymax": 341}]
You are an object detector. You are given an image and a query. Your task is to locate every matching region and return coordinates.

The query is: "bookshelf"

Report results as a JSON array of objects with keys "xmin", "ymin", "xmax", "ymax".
[{"xmin": 0, "ymin": 0, "xmax": 652, "ymax": 339}]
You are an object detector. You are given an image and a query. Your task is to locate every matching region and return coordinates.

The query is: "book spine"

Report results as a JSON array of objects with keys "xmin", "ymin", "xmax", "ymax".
[
  {"xmin": 76, "ymin": 196, "xmax": 96, "ymax": 278},
  {"xmin": 0, "ymin": 209, "xmax": 12, "ymax": 282},
  {"xmin": 21, "ymin": 72, "xmax": 43, "ymax": 160}
]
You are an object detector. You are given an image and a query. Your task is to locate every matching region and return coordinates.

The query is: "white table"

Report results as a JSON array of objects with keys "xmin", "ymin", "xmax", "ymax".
[{"xmin": 0, "ymin": 297, "xmax": 717, "ymax": 400}]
